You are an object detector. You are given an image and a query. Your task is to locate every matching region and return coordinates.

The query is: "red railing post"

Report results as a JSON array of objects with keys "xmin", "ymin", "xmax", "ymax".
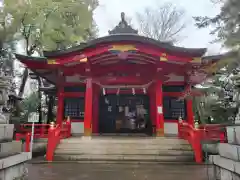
[
  {"xmin": 192, "ymin": 130, "xmax": 203, "ymax": 163},
  {"xmin": 220, "ymin": 132, "xmax": 225, "ymax": 143},
  {"xmin": 40, "ymin": 125, "xmax": 45, "ymax": 138},
  {"xmin": 67, "ymin": 116, "xmax": 71, "ymax": 138},
  {"xmin": 15, "ymin": 133, "xmax": 21, "ymax": 141},
  {"xmin": 46, "ymin": 122, "xmax": 56, "ymax": 161},
  {"xmin": 179, "ymin": 123, "xmax": 227, "ymax": 163},
  {"xmin": 25, "ymin": 132, "xmax": 31, "ymax": 152},
  {"xmin": 178, "ymin": 117, "xmax": 183, "ymax": 138}
]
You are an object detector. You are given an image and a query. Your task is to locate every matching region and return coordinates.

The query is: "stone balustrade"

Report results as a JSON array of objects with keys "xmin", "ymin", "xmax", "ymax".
[
  {"xmin": 0, "ymin": 68, "xmax": 31, "ymax": 179},
  {"xmin": 0, "ymin": 123, "xmax": 31, "ymax": 180},
  {"xmin": 0, "ymin": 124, "xmax": 14, "ymax": 142},
  {"xmin": 0, "ymin": 152, "xmax": 31, "ymax": 180},
  {"xmin": 210, "ymin": 125, "xmax": 240, "ymax": 180}
]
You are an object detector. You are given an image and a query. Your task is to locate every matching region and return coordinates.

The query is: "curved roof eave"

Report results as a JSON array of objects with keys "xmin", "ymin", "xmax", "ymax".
[
  {"xmin": 15, "ymin": 53, "xmax": 47, "ymax": 62},
  {"xmin": 43, "ymin": 34, "xmax": 207, "ymax": 58},
  {"xmin": 202, "ymin": 51, "xmax": 238, "ymax": 60}
]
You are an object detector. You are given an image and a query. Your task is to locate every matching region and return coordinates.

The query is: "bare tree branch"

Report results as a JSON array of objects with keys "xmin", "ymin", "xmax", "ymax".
[{"xmin": 136, "ymin": 2, "xmax": 187, "ymax": 43}]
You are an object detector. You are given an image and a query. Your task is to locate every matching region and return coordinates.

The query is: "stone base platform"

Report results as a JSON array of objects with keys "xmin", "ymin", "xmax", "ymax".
[
  {"xmin": 0, "ymin": 123, "xmax": 32, "ymax": 180},
  {"xmin": 210, "ymin": 125, "xmax": 240, "ymax": 180},
  {"xmin": 0, "ymin": 152, "xmax": 31, "ymax": 180}
]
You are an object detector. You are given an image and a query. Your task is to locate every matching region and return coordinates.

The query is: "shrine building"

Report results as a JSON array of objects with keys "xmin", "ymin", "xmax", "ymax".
[{"xmin": 15, "ymin": 13, "xmax": 224, "ymax": 137}]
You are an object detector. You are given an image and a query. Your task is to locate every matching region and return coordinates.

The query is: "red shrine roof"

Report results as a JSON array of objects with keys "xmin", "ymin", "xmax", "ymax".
[{"xmin": 15, "ymin": 13, "xmax": 227, "ymax": 87}]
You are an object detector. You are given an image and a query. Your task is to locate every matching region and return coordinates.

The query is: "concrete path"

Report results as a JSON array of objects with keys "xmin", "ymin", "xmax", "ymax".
[{"xmin": 27, "ymin": 163, "xmax": 213, "ymax": 180}]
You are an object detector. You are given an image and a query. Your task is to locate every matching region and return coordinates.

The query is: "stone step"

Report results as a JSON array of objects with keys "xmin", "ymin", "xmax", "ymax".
[
  {"xmin": 209, "ymin": 155, "xmax": 240, "ymax": 178},
  {"xmin": 0, "ymin": 124, "xmax": 14, "ymax": 142},
  {"xmin": 55, "ymin": 148, "xmax": 194, "ymax": 156},
  {"xmin": 34, "ymin": 138, "xmax": 48, "ymax": 143},
  {"xmin": 0, "ymin": 152, "xmax": 31, "ymax": 180},
  {"xmin": 55, "ymin": 137, "xmax": 194, "ymax": 162},
  {"xmin": 56, "ymin": 144, "xmax": 192, "ymax": 151},
  {"xmin": 60, "ymin": 137, "xmax": 189, "ymax": 145},
  {"xmin": 54, "ymin": 154, "xmax": 194, "ymax": 162},
  {"xmin": 0, "ymin": 141, "xmax": 22, "ymax": 157},
  {"xmin": 226, "ymin": 126, "xmax": 240, "ymax": 145},
  {"xmin": 218, "ymin": 143, "xmax": 240, "ymax": 161}
]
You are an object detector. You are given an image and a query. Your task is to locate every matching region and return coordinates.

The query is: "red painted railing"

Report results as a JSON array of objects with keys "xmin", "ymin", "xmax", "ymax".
[
  {"xmin": 61, "ymin": 120, "xmax": 72, "ymax": 138},
  {"xmin": 15, "ymin": 120, "xmax": 71, "ymax": 154},
  {"xmin": 178, "ymin": 121, "xmax": 227, "ymax": 163},
  {"xmin": 15, "ymin": 124, "xmax": 50, "ymax": 139},
  {"xmin": 15, "ymin": 124, "xmax": 50, "ymax": 152},
  {"xmin": 46, "ymin": 120, "xmax": 71, "ymax": 161},
  {"xmin": 198, "ymin": 124, "xmax": 226, "ymax": 143},
  {"xmin": 46, "ymin": 123, "xmax": 61, "ymax": 161},
  {"xmin": 178, "ymin": 122, "xmax": 203, "ymax": 163}
]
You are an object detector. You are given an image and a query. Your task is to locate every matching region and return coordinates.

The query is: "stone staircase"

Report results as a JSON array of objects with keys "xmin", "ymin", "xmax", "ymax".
[
  {"xmin": 0, "ymin": 124, "xmax": 31, "ymax": 180},
  {"xmin": 54, "ymin": 136, "xmax": 194, "ymax": 162}
]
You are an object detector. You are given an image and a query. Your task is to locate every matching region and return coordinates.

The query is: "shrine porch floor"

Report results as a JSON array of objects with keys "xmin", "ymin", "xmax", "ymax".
[{"xmin": 27, "ymin": 162, "xmax": 213, "ymax": 180}]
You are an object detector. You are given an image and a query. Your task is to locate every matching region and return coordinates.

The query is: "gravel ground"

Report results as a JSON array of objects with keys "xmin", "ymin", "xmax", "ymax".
[{"xmin": 27, "ymin": 162, "xmax": 213, "ymax": 180}]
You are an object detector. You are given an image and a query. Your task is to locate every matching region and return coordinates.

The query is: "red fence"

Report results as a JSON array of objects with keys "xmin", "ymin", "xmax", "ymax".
[
  {"xmin": 178, "ymin": 121, "xmax": 227, "ymax": 163},
  {"xmin": 16, "ymin": 119, "xmax": 226, "ymax": 163},
  {"xmin": 15, "ymin": 124, "xmax": 50, "ymax": 140},
  {"xmin": 46, "ymin": 124, "xmax": 62, "ymax": 161},
  {"xmin": 15, "ymin": 120, "xmax": 71, "ymax": 156},
  {"xmin": 46, "ymin": 121, "xmax": 71, "ymax": 161}
]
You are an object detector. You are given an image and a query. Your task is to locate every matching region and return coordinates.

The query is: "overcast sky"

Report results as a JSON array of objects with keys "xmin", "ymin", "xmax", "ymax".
[{"xmin": 94, "ymin": 0, "xmax": 224, "ymax": 54}]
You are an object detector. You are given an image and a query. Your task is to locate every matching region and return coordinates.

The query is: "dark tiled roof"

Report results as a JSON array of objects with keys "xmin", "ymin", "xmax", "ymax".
[
  {"xmin": 15, "ymin": 54, "xmax": 47, "ymax": 62},
  {"xmin": 43, "ymin": 34, "xmax": 207, "ymax": 58}
]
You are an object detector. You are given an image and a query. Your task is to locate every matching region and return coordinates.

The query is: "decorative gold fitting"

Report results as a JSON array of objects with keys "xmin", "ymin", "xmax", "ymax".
[
  {"xmin": 178, "ymin": 116, "xmax": 183, "ymax": 123},
  {"xmin": 50, "ymin": 122, "xmax": 55, "ymax": 128},
  {"xmin": 194, "ymin": 121, "xmax": 199, "ymax": 129},
  {"xmin": 67, "ymin": 116, "xmax": 70, "ymax": 122}
]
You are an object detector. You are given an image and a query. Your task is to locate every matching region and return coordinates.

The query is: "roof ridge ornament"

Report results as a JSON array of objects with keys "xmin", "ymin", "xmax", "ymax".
[{"xmin": 108, "ymin": 12, "xmax": 138, "ymax": 35}]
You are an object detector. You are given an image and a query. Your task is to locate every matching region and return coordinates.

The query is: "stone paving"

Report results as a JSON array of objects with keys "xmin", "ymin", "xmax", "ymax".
[{"xmin": 27, "ymin": 163, "xmax": 212, "ymax": 180}]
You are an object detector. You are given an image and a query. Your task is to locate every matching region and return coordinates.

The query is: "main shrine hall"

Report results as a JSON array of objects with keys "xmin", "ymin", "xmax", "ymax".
[{"xmin": 15, "ymin": 13, "xmax": 223, "ymax": 137}]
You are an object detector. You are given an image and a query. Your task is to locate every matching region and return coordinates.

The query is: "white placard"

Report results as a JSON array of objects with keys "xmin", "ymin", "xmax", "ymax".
[
  {"xmin": 30, "ymin": 122, "xmax": 34, "ymax": 153},
  {"xmin": 28, "ymin": 112, "xmax": 39, "ymax": 123},
  {"xmin": 157, "ymin": 106, "xmax": 163, "ymax": 114},
  {"xmin": 28, "ymin": 112, "xmax": 39, "ymax": 155}
]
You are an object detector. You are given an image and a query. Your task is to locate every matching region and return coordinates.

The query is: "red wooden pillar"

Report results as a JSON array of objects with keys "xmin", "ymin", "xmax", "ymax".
[
  {"xmin": 84, "ymin": 78, "xmax": 93, "ymax": 136},
  {"xmin": 148, "ymin": 84, "xmax": 156, "ymax": 126},
  {"xmin": 186, "ymin": 98, "xmax": 194, "ymax": 126},
  {"xmin": 92, "ymin": 84, "xmax": 100, "ymax": 134},
  {"xmin": 155, "ymin": 80, "xmax": 164, "ymax": 136},
  {"xmin": 56, "ymin": 86, "xmax": 64, "ymax": 125}
]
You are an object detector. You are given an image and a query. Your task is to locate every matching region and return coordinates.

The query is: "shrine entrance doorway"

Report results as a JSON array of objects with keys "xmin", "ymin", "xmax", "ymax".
[{"xmin": 98, "ymin": 94, "xmax": 150, "ymax": 134}]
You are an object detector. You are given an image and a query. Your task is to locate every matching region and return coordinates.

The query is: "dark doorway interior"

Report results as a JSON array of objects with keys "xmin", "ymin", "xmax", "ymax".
[{"xmin": 99, "ymin": 94, "xmax": 150, "ymax": 134}]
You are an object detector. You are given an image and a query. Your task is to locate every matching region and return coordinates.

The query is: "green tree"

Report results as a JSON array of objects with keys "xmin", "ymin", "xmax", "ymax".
[
  {"xmin": 193, "ymin": 75, "xmax": 236, "ymax": 124},
  {"xmin": 4, "ymin": 0, "xmax": 99, "ymax": 97},
  {"xmin": 194, "ymin": 0, "xmax": 240, "ymax": 49},
  {"xmin": 0, "ymin": 1, "xmax": 20, "ymax": 74},
  {"xmin": 3, "ymin": 0, "xmax": 99, "ymax": 120},
  {"xmin": 19, "ymin": 92, "xmax": 40, "ymax": 122},
  {"xmin": 193, "ymin": 0, "xmax": 240, "ymax": 124}
]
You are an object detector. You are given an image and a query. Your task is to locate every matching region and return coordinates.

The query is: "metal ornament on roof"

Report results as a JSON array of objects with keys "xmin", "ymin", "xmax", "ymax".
[{"xmin": 108, "ymin": 12, "xmax": 138, "ymax": 35}]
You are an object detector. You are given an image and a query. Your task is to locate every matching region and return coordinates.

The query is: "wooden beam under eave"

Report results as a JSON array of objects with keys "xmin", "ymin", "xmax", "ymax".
[
  {"xmin": 95, "ymin": 75, "xmax": 154, "ymax": 85},
  {"xmin": 136, "ymin": 44, "xmax": 195, "ymax": 63},
  {"xmin": 91, "ymin": 64, "xmax": 155, "ymax": 77}
]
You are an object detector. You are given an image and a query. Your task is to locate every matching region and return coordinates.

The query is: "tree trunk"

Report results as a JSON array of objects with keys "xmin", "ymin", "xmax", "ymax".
[
  {"xmin": 15, "ymin": 68, "xmax": 29, "ymax": 117},
  {"xmin": 37, "ymin": 77, "xmax": 42, "ymax": 123},
  {"xmin": 47, "ymin": 95, "xmax": 54, "ymax": 124},
  {"xmin": 18, "ymin": 68, "xmax": 28, "ymax": 97}
]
